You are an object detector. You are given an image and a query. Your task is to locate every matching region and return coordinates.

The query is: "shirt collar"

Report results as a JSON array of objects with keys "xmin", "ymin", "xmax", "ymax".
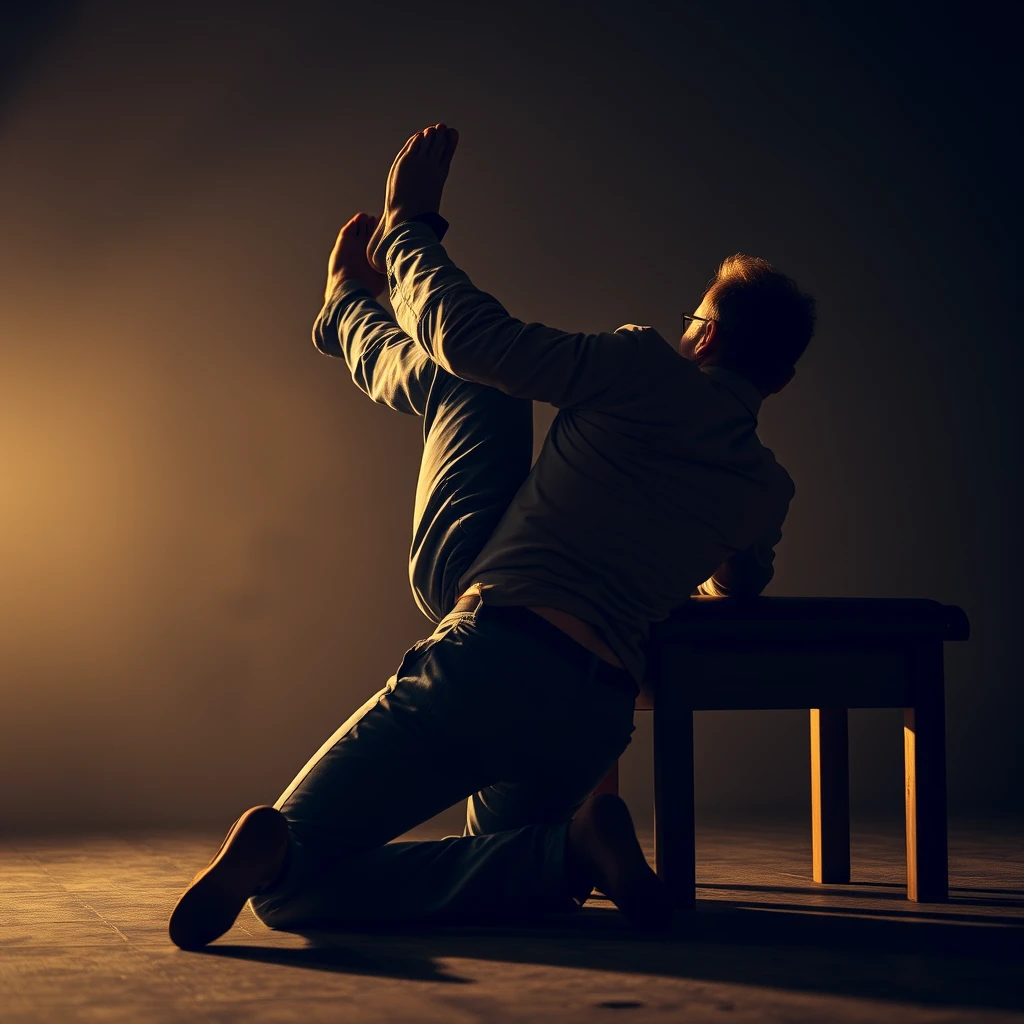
[{"xmin": 700, "ymin": 364, "xmax": 763, "ymax": 421}]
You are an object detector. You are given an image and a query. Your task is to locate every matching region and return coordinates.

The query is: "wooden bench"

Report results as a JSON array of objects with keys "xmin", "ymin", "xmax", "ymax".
[{"xmin": 597, "ymin": 596, "xmax": 970, "ymax": 908}]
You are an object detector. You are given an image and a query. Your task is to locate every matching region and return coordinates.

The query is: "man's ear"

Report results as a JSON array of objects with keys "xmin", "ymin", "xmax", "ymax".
[{"xmin": 694, "ymin": 319, "xmax": 717, "ymax": 358}]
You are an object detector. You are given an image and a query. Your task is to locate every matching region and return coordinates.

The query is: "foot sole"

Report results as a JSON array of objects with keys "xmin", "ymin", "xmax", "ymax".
[{"xmin": 168, "ymin": 805, "xmax": 288, "ymax": 950}]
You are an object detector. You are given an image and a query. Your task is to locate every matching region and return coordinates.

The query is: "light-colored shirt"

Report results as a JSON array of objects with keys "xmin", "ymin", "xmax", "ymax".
[{"xmin": 333, "ymin": 221, "xmax": 795, "ymax": 686}]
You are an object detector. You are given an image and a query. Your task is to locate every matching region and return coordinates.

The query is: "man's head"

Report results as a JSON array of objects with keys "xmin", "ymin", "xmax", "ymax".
[{"xmin": 679, "ymin": 254, "xmax": 816, "ymax": 397}]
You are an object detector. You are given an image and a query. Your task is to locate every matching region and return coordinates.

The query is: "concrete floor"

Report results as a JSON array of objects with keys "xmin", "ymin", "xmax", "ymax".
[{"xmin": 2, "ymin": 818, "xmax": 1022, "ymax": 1023}]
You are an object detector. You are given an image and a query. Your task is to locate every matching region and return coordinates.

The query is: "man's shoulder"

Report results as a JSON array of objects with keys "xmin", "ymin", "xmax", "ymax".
[
  {"xmin": 612, "ymin": 324, "xmax": 673, "ymax": 350},
  {"xmin": 611, "ymin": 324, "xmax": 702, "ymax": 380}
]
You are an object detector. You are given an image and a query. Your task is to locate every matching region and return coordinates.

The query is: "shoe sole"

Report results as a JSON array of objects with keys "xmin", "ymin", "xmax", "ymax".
[{"xmin": 168, "ymin": 805, "xmax": 288, "ymax": 950}]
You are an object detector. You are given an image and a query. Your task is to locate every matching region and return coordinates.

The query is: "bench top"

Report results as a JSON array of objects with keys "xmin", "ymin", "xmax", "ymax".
[{"xmin": 651, "ymin": 597, "xmax": 969, "ymax": 644}]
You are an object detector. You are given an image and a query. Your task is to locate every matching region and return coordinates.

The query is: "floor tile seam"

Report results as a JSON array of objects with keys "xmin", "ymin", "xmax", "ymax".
[
  {"xmin": 76, "ymin": 903, "xmax": 234, "ymax": 1014},
  {"xmin": 13, "ymin": 850, "xmax": 226, "ymax": 1016},
  {"xmin": 43, "ymin": 926, "xmax": 240, "ymax": 1023},
  {"xmin": 16, "ymin": 852, "xmax": 142, "ymax": 942}
]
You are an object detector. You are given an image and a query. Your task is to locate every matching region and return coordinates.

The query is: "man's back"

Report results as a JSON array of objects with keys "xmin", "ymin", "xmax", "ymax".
[{"xmin": 458, "ymin": 324, "xmax": 794, "ymax": 685}]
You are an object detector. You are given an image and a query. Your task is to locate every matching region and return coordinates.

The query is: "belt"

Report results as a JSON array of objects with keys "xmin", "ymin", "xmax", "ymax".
[
  {"xmin": 452, "ymin": 593, "xmax": 485, "ymax": 615},
  {"xmin": 452, "ymin": 594, "xmax": 636, "ymax": 693}
]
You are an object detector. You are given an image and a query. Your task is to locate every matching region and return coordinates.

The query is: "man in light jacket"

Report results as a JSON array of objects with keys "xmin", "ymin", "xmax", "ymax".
[{"xmin": 169, "ymin": 123, "xmax": 815, "ymax": 949}]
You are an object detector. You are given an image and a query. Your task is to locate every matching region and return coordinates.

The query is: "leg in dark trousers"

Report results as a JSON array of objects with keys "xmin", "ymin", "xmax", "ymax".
[{"xmin": 248, "ymin": 291, "xmax": 638, "ymax": 928}]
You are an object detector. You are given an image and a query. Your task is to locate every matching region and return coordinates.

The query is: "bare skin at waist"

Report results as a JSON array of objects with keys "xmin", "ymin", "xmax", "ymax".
[{"xmin": 457, "ymin": 585, "xmax": 624, "ymax": 668}]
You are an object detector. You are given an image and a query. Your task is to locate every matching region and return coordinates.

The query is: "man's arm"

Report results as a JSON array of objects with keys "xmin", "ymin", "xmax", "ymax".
[
  {"xmin": 694, "ymin": 533, "xmax": 780, "ymax": 597},
  {"xmin": 367, "ymin": 123, "xmax": 642, "ymax": 409},
  {"xmin": 381, "ymin": 221, "xmax": 640, "ymax": 409},
  {"xmin": 694, "ymin": 475, "xmax": 795, "ymax": 597}
]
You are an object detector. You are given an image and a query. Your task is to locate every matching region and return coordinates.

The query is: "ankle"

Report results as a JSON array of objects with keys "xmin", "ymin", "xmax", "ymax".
[{"xmin": 564, "ymin": 823, "xmax": 596, "ymax": 904}]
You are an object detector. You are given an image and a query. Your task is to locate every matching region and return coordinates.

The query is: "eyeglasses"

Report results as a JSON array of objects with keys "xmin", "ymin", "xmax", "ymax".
[{"xmin": 680, "ymin": 312, "xmax": 714, "ymax": 335}]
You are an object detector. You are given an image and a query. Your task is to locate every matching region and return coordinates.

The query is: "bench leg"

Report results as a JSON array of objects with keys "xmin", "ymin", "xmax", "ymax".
[
  {"xmin": 594, "ymin": 760, "xmax": 619, "ymax": 796},
  {"xmin": 810, "ymin": 708, "xmax": 851, "ymax": 884},
  {"xmin": 653, "ymin": 699, "xmax": 695, "ymax": 913},
  {"xmin": 904, "ymin": 642, "xmax": 948, "ymax": 902}
]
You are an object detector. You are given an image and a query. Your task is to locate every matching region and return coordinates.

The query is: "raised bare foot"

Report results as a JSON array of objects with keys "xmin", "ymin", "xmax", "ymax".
[
  {"xmin": 566, "ymin": 793, "xmax": 672, "ymax": 930},
  {"xmin": 325, "ymin": 212, "xmax": 388, "ymax": 301},
  {"xmin": 367, "ymin": 122, "xmax": 459, "ymax": 273},
  {"xmin": 168, "ymin": 805, "xmax": 289, "ymax": 950}
]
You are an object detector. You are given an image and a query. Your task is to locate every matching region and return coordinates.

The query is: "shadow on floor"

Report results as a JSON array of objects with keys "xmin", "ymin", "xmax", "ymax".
[
  {"xmin": 200, "ymin": 941, "xmax": 473, "ymax": 984},
  {"xmin": 699, "ymin": 882, "xmax": 1024, "ymax": 916},
  {"xmin": 844, "ymin": 882, "xmax": 1024, "ymax": 897},
  {"xmin": 198, "ymin": 901, "xmax": 1024, "ymax": 1012}
]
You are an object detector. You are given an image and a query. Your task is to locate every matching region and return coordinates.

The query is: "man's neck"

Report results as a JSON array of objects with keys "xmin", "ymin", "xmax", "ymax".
[{"xmin": 699, "ymin": 363, "xmax": 764, "ymax": 419}]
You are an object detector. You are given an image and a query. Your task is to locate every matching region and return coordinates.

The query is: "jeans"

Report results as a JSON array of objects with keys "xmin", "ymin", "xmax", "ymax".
[{"xmin": 250, "ymin": 314, "xmax": 637, "ymax": 928}]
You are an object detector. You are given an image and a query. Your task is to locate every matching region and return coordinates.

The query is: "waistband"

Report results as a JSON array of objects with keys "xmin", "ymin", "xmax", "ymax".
[{"xmin": 459, "ymin": 597, "xmax": 637, "ymax": 695}]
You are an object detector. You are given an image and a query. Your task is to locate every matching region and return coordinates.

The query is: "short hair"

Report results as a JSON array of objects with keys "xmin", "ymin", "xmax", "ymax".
[{"xmin": 703, "ymin": 254, "xmax": 816, "ymax": 393}]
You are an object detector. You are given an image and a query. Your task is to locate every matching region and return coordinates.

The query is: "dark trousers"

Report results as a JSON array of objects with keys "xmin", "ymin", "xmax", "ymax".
[{"xmin": 251, "ymin": 311, "xmax": 636, "ymax": 928}]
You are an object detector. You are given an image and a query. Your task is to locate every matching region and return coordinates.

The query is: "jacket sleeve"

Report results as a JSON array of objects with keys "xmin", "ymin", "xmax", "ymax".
[
  {"xmin": 694, "ymin": 529, "xmax": 781, "ymax": 597},
  {"xmin": 312, "ymin": 278, "xmax": 432, "ymax": 416},
  {"xmin": 694, "ymin": 474, "xmax": 795, "ymax": 597},
  {"xmin": 381, "ymin": 221, "xmax": 641, "ymax": 409}
]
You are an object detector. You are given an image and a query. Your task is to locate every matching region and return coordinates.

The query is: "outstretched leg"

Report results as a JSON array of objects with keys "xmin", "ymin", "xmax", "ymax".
[
  {"xmin": 316, "ymin": 219, "xmax": 533, "ymax": 621},
  {"xmin": 409, "ymin": 370, "xmax": 531, "ymax": 621},
  {"xmin": 314, "ymin": 213, "xmax": 436, "ymax": 417}
]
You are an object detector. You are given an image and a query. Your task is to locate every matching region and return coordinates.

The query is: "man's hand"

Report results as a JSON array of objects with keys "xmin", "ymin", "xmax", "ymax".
[
  {"xmin": 367, "ymin": 123, "xmax": 459, "ymax": 273},
  {"xmin": 325, "ymin": 212, "xmax": 388, "ymax": 302}
]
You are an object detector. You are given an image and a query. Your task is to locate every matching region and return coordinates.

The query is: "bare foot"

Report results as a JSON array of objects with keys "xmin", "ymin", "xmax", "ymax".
[
  {"xmin": 325, "ymin": 212, "xmax": 387, "ymax": 301},
  {"xmin": 367, "ymin": 122, "xmax": 459, "ymax": 273},
  {"xmin": 168, "ymin": 805, "xmax": 289, "ymax": 950},
  {"xmin": 566, "ymin": 794, "xmax": 672, "ymax": 929}
]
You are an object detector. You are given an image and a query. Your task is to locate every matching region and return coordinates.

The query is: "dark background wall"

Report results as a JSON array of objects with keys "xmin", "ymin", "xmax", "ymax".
[{"xmin": 1, "ymin": 1, "xmax": 1018, "ymax": 834}]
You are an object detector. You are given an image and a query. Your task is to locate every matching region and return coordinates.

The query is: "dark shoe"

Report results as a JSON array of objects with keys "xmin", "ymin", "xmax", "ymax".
[{"xmin": 168, "ymin": 805, "xmax": 289, "ymax": 950}]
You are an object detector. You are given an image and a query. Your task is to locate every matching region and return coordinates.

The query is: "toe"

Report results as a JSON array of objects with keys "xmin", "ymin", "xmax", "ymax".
[
  {"xmin": 423, "ymin": 124, "xmax": 443, "ymax": 157},
  {"xmin": 442, "ymin": 127, "xmax": 459, "ymax": 165},
  {"xmin": 399, "ymin": 130, "xmax": 422, "ymax": 158}
]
